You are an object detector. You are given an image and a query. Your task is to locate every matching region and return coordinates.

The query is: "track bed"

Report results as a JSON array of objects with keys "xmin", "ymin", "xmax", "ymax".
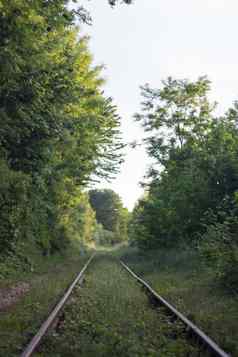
[{"xmin": 35, "ymin": 255, "xmax": 203, "ymax": 356}]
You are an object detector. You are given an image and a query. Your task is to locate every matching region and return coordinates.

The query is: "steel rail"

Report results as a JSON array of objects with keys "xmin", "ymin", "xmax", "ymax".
[
  {"xmin": 120, "ymin": 260, "xmax": 230, "ymax": 357},
  {"xmin": 21, "ymin": 254, "xmax": 95, "ymax": 357}
]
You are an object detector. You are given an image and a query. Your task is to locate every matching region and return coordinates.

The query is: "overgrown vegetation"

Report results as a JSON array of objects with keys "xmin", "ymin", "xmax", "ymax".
[
  {"xmin": 121, "ymin": 247, "xmax": 238, "ymax": 356},
  {"xmin": 0, "ymin": 0, "xmax": 126, "ymax": 267},
  {"xmin": 0, "ymin": 1, "xmax": 237, "ymax": 355},
  {"xmin": 0, "ymin": 247, "xmax": 91, "ymax": 356},
  {"xmin": 89, "ymin": 189, "xmax": 129, "ymax": 245},
  {"xmin": 38, "ymin": 255, "xmax": 202, "ymax": 357},
  {"xmin": 130, "ymin": 77, "xmax": 238, "ymax": 292}
]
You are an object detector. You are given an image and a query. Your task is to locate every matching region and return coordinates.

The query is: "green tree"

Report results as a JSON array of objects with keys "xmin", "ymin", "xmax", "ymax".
[
  {"xmin": 131, "ymin": 77, "xmax": 238, "ymax": 251},
  {"xmin": 89, "ymin": 189, "xmax": 129, "ymax": 243},
  {"xmin": 108, "ymin": 0, "xmax": 134, "ymax": 5},
  {"xmin": 135, "ymin": 76, "xmax": 215, "ymax": 168},
  {"xmin": 0, "ymin": 0, "xmax": 124, "ymax": 255}
]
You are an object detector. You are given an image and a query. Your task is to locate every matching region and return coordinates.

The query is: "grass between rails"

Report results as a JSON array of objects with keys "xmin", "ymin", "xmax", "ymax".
[
  {"xmin": 0, "ymin": 246, "xmax": 91, "ymax": 357},
  {"xmin": 119, "ymin": 246, "xmax": 238, "ymax": 357},
  {"xmin": 1, "ymin": 245, "xmax": 236, "ymax": 356},
  {"xmin": 38, "ymin": 254, "xmax": 203, "ymax": 357}
]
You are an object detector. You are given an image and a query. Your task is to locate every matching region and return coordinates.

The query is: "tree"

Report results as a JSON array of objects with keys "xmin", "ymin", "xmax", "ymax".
[
  {"xmin": 89, "ymin": 189, "xmax": 129, "ymax": 243},
  {"xmin": 131, "ymin": 77, "xmax": 238, "ymax": 251},
  {"xmin": 108, "ymin": 0, "xmax": 134, "ymax": 5},
  {"xmin": 135, "ymin": 77, "xmax": 215, "ymax": 168},
  {"xmin": 0, "ymin": 0, "xmax": 124, "ymax": 254}
]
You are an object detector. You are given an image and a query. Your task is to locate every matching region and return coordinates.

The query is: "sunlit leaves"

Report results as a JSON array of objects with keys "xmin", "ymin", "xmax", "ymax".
[
  {"xmin": 0, "ymin": 0, "xmax": 124, "ymax": 253},
  {"xmin": 132, "ymin": 77, "xmax": 238, "ymax": 255}
]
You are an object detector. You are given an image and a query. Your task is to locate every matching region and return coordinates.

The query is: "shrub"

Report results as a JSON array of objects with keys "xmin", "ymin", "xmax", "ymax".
[{"xmin": 199, "ymin": 203, "xmax": 238, "ymax": 293}]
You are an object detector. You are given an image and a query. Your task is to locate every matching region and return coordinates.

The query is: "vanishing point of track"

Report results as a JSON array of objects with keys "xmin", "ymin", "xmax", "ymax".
[{"xmin": 21, "ymin": 254, "xmax": 230, "ymax": 357}]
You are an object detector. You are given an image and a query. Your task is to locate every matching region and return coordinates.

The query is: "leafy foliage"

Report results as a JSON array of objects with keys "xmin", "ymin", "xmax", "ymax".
[
  {"xmin": 108, "ymin": 0, "xmax": 134, "ymax": 5},
  {"xmin": 89, "ymin": 189, "xmax": 129, "ymax": 244},
  {"xmin": 39, "ymin": 255, "xmax": 200, "ymax": 357},
  {"xmin": 0, "ymin": 1, "xmax": 124, "ymax": 256},
  {"xmin": 198, "ymin": 198, "xmax": 238, "ymax": 292},
  {"xmin": 121, "ymin": 246, "xmax": 238, "ymax": 355},
  {"xmin": 131, "ymin": 77, "xmax": 238, "ymax": 291}
]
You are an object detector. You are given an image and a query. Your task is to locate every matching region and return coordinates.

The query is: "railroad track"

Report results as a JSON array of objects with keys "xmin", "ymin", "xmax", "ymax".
[
  {"xmin": 21, "ymin": 254, "xmax": 229, "ymax": 357},
  {"xmin": 21, "ymin": 254, "xmax": 95, "ymax": 357},
  {"xmin": 120, "ymin": 260, "xmax": 229, "ymax": 357}
]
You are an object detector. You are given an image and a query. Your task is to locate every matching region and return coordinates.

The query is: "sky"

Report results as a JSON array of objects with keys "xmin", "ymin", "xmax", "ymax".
[{"xmin": 79, "ymin": 0, "xmax": 238, "ymax": 210}]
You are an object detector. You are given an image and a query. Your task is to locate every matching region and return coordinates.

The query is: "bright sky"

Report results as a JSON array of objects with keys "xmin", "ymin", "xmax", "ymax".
[{"xmin": 80, "ymin": 0, "xmax": 238, "ymax": 211}]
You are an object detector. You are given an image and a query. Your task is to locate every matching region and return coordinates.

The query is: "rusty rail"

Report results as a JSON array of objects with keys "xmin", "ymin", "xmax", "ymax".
[
  {"xmin": 120, "ymin": 260, "xmax": 230, "ymax": 357},
  {"xmin": 21, "ymin": 254, "xmax": 95, "ymax": 357}
]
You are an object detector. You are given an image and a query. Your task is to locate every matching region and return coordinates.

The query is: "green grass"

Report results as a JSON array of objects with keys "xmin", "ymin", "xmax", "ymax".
[
  {"xmin": 38, "ymin": 254, "xmax": 202, "ymax": 357},
  {"xmin": 120, "ymin": 246, "xmax": 238, "ymax": 356},
  {"xmin": 0, "ymin": 246, "xmax": 90, "ymax": 357},
  {"xmin": 1, "ymin": 245, "xmax": 237, "ymax": 356}
]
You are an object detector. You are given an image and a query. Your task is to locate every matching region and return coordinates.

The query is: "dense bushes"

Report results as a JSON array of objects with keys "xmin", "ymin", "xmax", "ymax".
[
  {"xmin": 130, "ymin": 77, "xmax": 238, "ymax": 291},
  {"xmin": 0, "ymin": 159, "xmax": 30, "ymax": 253},
  {"xmin": 89, "ymin": 189, "xmax": 130, "ymax": 245},
  {"xmin": 198, "ymin": 199, "xmax": 238, "ymax": 292},
  {"xmin": 0, "ymin": 1, "xmax": 123, "ymax": 258}
]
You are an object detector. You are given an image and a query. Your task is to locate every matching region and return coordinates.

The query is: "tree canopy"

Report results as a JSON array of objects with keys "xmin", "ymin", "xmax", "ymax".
[
  {"xmin": 130, "ymin": 76, "xmax": 238, "ymax": 290},
  {"xmin": 0, "ymin": 0, "xmax": 124, "ymax": 255},
  {"xmin": 89, "ymin": 189, "xmax": 129, "ymax": 244}
]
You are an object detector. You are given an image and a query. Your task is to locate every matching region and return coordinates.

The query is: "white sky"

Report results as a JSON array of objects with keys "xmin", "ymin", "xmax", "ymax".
[{"xmin": 80, "ymin": 0, "xmax": 238, "ymax": 211}]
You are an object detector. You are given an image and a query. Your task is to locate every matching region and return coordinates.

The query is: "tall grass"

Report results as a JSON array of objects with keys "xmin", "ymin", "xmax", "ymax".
[
  {"xmin": 0, "ymin": 245, "xmax": 90, "ymax": 356},
  {"xmin": 120, "ymin": 246, "xmax": 238, "ymax": 356},
  {"xmin": 38, "ymin": 254, "xmax": 202, "ymax": 356}
]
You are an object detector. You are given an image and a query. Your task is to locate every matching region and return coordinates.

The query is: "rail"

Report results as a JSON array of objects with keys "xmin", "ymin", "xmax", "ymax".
[
  {"xmin": 21, "ymin": 254, "xmax": 95, "ymax": 357},
  {"xmin": 120, "ymin": 260, "xmax": 230, "ymax": 357}
]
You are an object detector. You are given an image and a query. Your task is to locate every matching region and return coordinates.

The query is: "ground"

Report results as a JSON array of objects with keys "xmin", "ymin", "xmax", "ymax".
[
  {"xmin": 0, "ymin": 282, "xmax": 30, "ymax": 311},
  {"xmin": 120, "ymin": 246, "xmax": 238, "ymax": 356},
  {"xmin": 0, "ymin": 245, "xmax": 237, "ymax": 356},
  {"xmin": 37, "ymin": 254, "xmax": 202, "ymax": 357},
  {"xmin": 0, "ymin": 249, "xmax": 90, "ymax": 357}
]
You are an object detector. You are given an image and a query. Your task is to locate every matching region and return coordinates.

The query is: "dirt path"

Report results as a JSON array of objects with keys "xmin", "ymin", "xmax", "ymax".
[
  {"xmin": 38, "ymin": 255, "xmax": 201, "ymax": 357},
  {"xmin": 0, "ymin": 282, "xmax": 30, "ymax": 312}
]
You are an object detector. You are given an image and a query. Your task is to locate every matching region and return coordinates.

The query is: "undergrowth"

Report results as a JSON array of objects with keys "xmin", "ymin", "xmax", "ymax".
[
  {"xmin": 120, "ymin": 246, "xmax": 238, "ymax": 356},
  {"xmin": 0, "ymin": 242, "xmax": 90, "ymax": 357},
  {"xmin": 38, "ymin": 255, "xmax": 202, "ymax": 357}
]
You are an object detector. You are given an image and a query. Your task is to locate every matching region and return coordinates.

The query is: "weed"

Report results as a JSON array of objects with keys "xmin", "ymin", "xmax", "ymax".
[
  {"xmin": 38, "ymin": 255, "xmax": 202, "ymax": 356},
  {"xmin": 120, "ymin": 246, "xmax": 238, "ymax": 356},
  {"xmin": 0, "ymin": 248, "xmax": 90, "ymax": 356}
]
